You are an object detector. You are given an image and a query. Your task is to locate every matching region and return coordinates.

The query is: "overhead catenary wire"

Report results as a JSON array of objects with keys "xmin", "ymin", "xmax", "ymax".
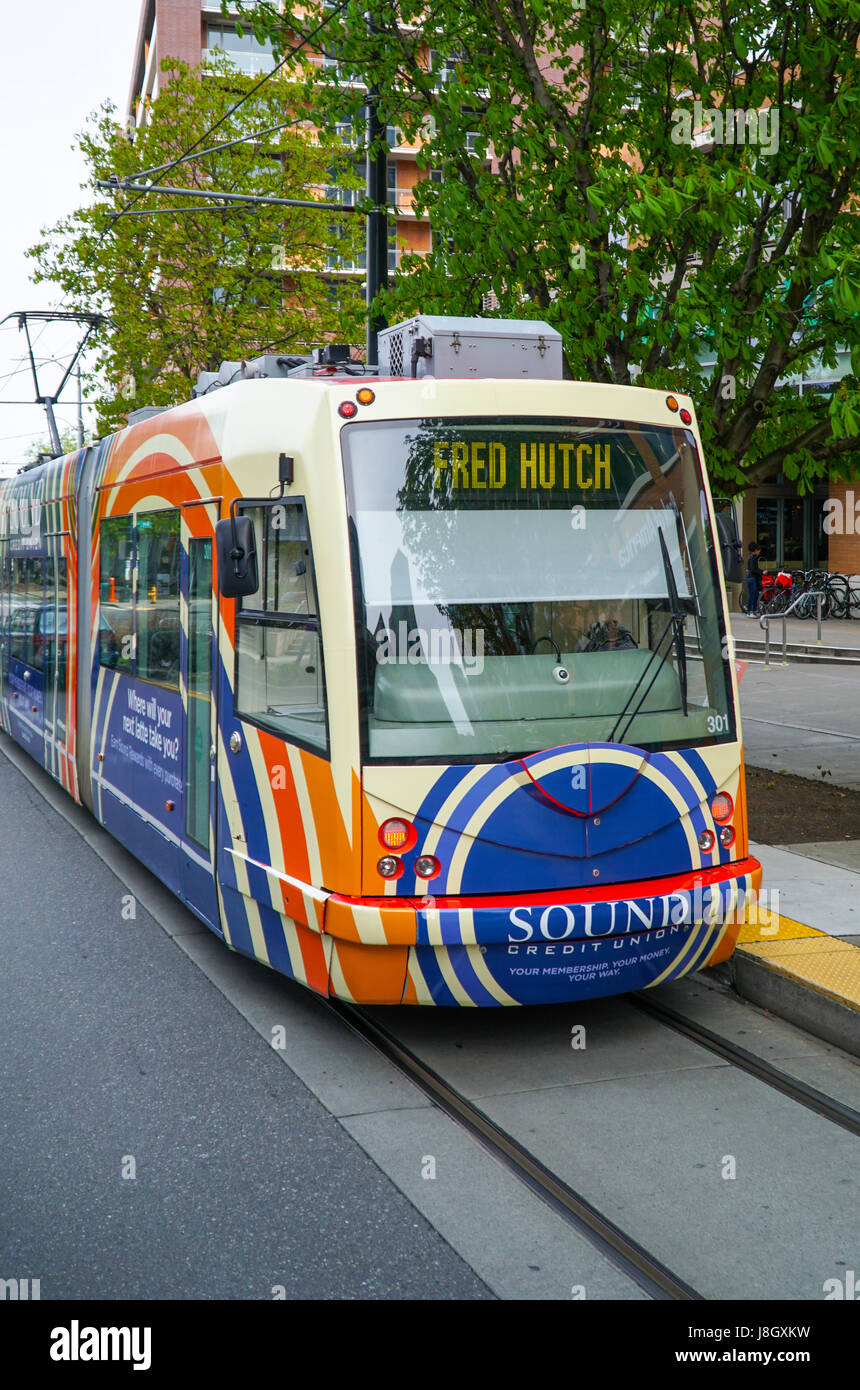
[
  {"xmin": 113, "ymin": 0, "xmax": 354, "ymax": 226},
  {"xmin": 105, "ymin": 179, "xmax": 370, "ymax": 216},
  {"xmin": 126, "ymin": 115, "xmax": 319, "ymax": 184}
]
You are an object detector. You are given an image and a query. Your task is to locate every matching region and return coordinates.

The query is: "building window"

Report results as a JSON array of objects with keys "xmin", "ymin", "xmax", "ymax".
[
  {"xmin": 754, "ymin": 495, "xmax": 831, "ymax": 571},
  {"xmin": 782, "ymin": 499, "xmax": 804, "ymax": 564},
  {"xmin": 429, "ymin": 49, "xmax": 463, "ymax": 89},
  {"xmin": 205, "ymin": 22, "xmax": 275, "ymax": 73}
]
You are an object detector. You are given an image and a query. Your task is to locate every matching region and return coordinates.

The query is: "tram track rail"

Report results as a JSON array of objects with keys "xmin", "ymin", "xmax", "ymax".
[
  {"xmin": 326, "ymin": 998, "xmax": 703, "ymax": 1302},
  {"xmin": 325, "ymin": 987, "xmax": 860, "ymax": 1303},
  {"xmin": 628, "ymin": 993, "xmax": 860, "ymax": 1138}
]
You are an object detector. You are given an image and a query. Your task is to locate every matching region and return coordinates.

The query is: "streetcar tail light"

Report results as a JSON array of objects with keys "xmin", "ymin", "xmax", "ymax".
[
  {"xmin": 710, "ymin": 792, "xmax": 734, "ymax": 823},
  {"xmin": 379, "ymin": 818, "xmax": 416, "ymax": 852},
  {"xmin": 680, "ymin": 407, "xmax": 692, "ymax": 424},
  {"xmin": 338, "ymin": 400, "xmax": 358, "ymax": 419}
]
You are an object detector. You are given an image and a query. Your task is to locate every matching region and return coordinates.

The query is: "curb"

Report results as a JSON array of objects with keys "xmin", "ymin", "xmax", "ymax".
[{"xmin": 709, "ymin": 920, "xmax": 860, "ymax": 1059}]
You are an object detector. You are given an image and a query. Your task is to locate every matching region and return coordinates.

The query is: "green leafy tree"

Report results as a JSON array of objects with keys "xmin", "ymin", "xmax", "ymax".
[
  {"xmin": 245, "ymin": 0, "xmax": 860, "ymax": 492},
  {"xmin": 23, "ymin": 429, "xmax": 80, "ymax": 463},
  {"xmin": 28, "ymin": 53, "xmax": 364, "ymax": 433}
]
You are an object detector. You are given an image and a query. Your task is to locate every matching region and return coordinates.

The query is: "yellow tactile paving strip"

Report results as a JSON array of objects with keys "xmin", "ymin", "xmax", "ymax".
[
  {"xmin": 734, "ymin": 914, "xmax": 860, "ymax": 1012},
  {"xmin": 736, "ymin": 915, "xmax": 823, "ymax": 944}
]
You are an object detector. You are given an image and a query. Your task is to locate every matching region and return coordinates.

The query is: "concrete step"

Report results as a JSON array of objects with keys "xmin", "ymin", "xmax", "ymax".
[{"xmin": 690, "ymin": 638, "xmax": 860, "ymax": 665}]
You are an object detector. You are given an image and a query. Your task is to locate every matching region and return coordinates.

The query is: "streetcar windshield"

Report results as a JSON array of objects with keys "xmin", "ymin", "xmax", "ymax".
[{"xmin": 341, "ymin": 416, "xmax": 736, "ymax": 762}]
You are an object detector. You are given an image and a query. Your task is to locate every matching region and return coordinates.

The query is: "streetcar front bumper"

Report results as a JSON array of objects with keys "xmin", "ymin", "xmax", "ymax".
[{"xmin": 323, "ymin": 856, "xmax": 763, "ymax": 1005}]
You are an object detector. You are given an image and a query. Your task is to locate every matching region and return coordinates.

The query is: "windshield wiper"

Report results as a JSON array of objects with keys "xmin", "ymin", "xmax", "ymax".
[
  {"xmin": 659, "ymin": 527, "xmax": 688, "ymax": 718},
  {"xmin": 608, "ymin": 528, "xmax": 688, "ymax": 744}
]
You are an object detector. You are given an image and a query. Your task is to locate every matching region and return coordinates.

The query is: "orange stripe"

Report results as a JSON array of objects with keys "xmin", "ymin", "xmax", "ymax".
[
  {"xmin": 258, "ymin": 728, "xmax": 312, "ymax": 886},
  {"xmin": 301, "ymin": 752, "xmax": 362, "ymax": 894},
  {"xmin": 329, "ymin": 938, "xmax": 408, "ymax": 1003},
  {"xmin": 291, "ymin": 920, "xmax": 330, "ymax": 995}
]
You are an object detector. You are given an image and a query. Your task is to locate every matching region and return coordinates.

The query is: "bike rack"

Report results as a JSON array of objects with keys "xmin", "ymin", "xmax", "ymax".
[{"xmin": 759, "ymin": 591, "xmax": 823, "ymax": 668}]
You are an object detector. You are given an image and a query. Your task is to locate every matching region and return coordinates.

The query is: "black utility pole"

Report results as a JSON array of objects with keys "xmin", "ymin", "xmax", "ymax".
[{"xmin": 364, "ymin": 10, "xmax": 388, "ymax": 367}]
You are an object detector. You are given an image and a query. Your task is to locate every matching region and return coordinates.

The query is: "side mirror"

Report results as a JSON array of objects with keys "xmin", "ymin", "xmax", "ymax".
[
  {"xmin": 713, "ymin": 506, "xmax": 744, "ymax": 584},
  {"xmin": 215, "ymin": 515, "xmax": 259, "ymax": 598}
]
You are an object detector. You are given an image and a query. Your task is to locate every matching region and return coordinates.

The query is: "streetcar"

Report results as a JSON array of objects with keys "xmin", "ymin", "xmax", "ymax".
[{"xmin": 0, "ymin": 315, "xmax": 761, "ymax": 1005}]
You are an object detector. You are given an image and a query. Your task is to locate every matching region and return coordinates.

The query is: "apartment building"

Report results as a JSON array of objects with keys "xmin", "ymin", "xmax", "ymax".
[{"xmin": 126, "ymin": 0, "xmax": 430, "ymax": 276}]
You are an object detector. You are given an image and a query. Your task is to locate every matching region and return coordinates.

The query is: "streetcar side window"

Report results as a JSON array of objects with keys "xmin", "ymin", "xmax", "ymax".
[
  {"xmin": 137, "ymin": 509, "xmax": 181, "ymax": 689},
  {"xmin": 9, "ymin": 559, "xmax": 44, "ymax": 671},
  {"xmin": 99, "ymin": 515, "xmax": 133, "ymax": 672},
  {"xmin": 234, "ymin": 501, "xmax": 329, "ymax": 756}
]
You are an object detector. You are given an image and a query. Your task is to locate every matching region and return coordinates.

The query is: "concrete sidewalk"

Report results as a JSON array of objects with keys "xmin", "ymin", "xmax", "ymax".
[{"xmin": 752, "ymin": 840, "xmax": 859, "ymax": 938}]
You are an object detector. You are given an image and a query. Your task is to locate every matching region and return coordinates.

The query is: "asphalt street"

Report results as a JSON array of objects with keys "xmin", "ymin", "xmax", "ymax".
[{"xmin": 0, "ymin": 750, "xmax": 491, "ymax": 1301}]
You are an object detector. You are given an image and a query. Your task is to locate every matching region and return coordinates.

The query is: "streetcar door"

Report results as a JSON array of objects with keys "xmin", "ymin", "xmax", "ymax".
[{"xmin": 180, "ymin": 501, "xmax": 220, "ymax": 930}]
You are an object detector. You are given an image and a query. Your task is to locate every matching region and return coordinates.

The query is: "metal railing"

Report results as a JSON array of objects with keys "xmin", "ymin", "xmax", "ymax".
[{"xmin": 759, "ymin": 591, "xmax": 824, "ymax": 667}]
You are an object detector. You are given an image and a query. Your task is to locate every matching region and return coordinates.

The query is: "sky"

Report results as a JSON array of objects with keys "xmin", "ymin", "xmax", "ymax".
[{"xmin": 0, "ymin": 1, "xmax": 142, "ymax": 471}]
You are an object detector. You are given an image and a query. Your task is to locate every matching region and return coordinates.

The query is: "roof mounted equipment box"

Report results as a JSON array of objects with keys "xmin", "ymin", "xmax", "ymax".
[{"xmin": 377, "ymin": 315, "xmax": 563, "ymax": 381}]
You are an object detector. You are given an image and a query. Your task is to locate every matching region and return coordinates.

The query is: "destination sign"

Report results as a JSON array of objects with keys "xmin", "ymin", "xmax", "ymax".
[{"xmin": 432, "ymin": 439, "xmax": 612, "ymax": 493}]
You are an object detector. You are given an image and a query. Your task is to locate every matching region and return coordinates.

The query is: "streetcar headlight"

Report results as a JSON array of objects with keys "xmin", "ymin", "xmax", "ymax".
[
  {"xmin": 719, "ymin": 826, "xmax": 735, "ymax": 847},
  {"xmin": 698, "ymin": 830, "xmax": 716, "ymax": 852},
  {"xmin": 377, "ymin": 856, "xmax": 403, "ymax": 879},
  {"xmin": 710, "ymin": 792, "xmax": 734, "ymax": 822},
  {"xmin": 414, "ymin": 855, "xmax": 441, "ymax": 880}
]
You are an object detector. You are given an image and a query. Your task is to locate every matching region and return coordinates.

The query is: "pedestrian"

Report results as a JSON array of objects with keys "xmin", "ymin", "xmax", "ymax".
[{"xmin": 745, "ymin": 541, "xmax": 762, "ymax": 615}]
